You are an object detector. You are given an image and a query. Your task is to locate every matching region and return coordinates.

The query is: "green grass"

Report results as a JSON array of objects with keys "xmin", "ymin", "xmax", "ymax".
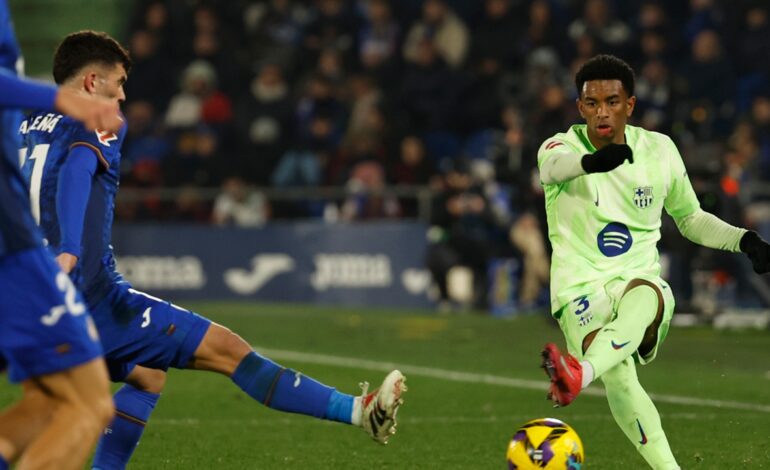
[{"xmin": 2, "ymin": 303, "xmax": 770, "ymax": 468}]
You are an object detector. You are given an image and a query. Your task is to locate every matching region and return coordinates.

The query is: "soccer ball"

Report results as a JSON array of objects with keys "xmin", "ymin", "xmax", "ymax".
[{"xmin": 506, "ymin": 417, "xmax": 584, "ymax": 469}]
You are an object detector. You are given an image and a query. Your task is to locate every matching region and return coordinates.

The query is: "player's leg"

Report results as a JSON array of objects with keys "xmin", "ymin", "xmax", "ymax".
[
  {"xmin": 187, "ymin": 322, "xmax": 407, "ymax": 443},
  {"xmin": 0, "ymin": 382, "xmax": 54, "ymax": 464},
  {"xmin": 543, "ymin": 278, "xmax": 665, "ymax": 405},
  {"xmin": 601, "ymin": 357, "xmax": 680, "ymax": 469},
  {"xmin": 14, "ymin": 357, "xmax": 114, "ymax": 470},
  {"xmin": 0, "ymin": 248, "xmax": 110, "ymax": 467},
  {"xmin": 581, "ymin": 278, "xmax": 663, "ymax": 381},
  {"xmin": 92, "ymin": 365, "xmax": 165, "ymax": 470}
]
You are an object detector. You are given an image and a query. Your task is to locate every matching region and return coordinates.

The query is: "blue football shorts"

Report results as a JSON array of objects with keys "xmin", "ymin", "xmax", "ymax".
[
  {"xmin": 89, "ymin": 282, "xmax": 211, "ymax": 382},
  {"xmin": 0, "ymin": 247, "xmax": 103, "ymax": 383}
]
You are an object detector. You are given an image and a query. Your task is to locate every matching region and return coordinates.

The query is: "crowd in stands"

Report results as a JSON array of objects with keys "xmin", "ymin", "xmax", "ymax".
[{"xmin": 117, "ymin": 0, "xmax": 770, "ymax": 309}]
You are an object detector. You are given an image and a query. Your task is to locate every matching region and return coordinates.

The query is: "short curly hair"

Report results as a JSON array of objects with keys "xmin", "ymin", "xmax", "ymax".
[
  {"xmin": 575, "ymin": 54, "xmax": 635, "ymax": 97},
  {"xmin": 53, "ymin": 30, "xmax": 131, "ymax": 85}
]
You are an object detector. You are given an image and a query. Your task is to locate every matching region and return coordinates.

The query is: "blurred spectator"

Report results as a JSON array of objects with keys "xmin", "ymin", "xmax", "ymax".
[
  {"xmin": 403, "ymin": 0, "xmax": 469, "ymax": 69},
  {"xmin": 732, "ymin": 4, "xmax": 770, "ymax": 113},
  {"xmin": 634, "ymin": 59, "xmax": 672, "ymax": 132},
  {"xmin": 391, "ymin": 135, "xmax": 433, "ymax": 186},
  {"xmin": 329, "ymin": 131, "xmax": 385, "ymax": 184},
  {"xmin": 530, "ymin": 83, "xmax": 575, "ymax": 147},
  {"xmin": 509, "ymin": 212, "xmax": 549, "ymax": 306},
  {"xmin": 303, "ymin": 0, "xmax": 357, "ymax": 65},
  {"xmin": 521, "ymin": 0, "xmax": 567, "ymax": 61},
  {"xmin": 470, "ymin": 0, "xmax": 524, "ymax": 72},
  {"xmin": 400, "ymin": 39, "xmax": 458, "ymax": 132},
  {"xmin": 243, "ymin": 0, "xmax": 309, "ymax": 71},
  {"xmin": 344, "ymin": 74, "xmax": 382, "ymax": 139},
  {"xmin": 171, "ymin": 185, "xmax": 211, "ymax": 223},
  {"xmin": 748, "ymin": 92, "xmax": 770, "ymax": 179},
  {"xmin": 340, "ymin": 160, "xmax": 400, "ymax": 221},
  {"xmin": 233, "ymin": 63, "xmax": 294, "ymax": 184},
  {"xmin": 190, "ymin": 26, "xmax": 243, "ymax": 98},
  {"xmin": 426, "ymin": 159, "xmax": 502, "ymax": 309},
  {"xmin": 674, "ymin": 29, "xmax": 735, "ymax": 139},
  {"xmin": 567, "ymin": 0, "xmax": 632, "ymax": 55},
  {"xmin": 295, "ymin": 74, "xmax": 346, "ymax": 149},
  {"xmin": 684, "ymin": 0, "xmax": 723, "ymax": 43},
  {"xmin": 124, "ymin": 30, "xmax": 175, "ymax": 113},
  {"xmin": 165, "ymin": 127, "xmax": 222, "ymax": 187},
  {"xmin": 165, "ymin": 60, "xmax": 233, "ymax": 129},
  {"xmin": 115, "ymin": 160, "xmax": 165, "ymax": 222},
  {"xmin": 122, "ymin": 100, "xmax": 172, "ymax": 173},
  {"xmin": 357, "ymin": 0, "xmax": 401, "ymax": 77},
  {"xmin": 213, "ymin": 177, "xmax": 270, "ymax": 227}
]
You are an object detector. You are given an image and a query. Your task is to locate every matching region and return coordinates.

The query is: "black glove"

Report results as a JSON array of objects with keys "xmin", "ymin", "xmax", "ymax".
[
  {"xmin": 581, "ymin": 143, "xmax": 633, "ymax": 174},
  {"xmin": 740, "ymin": 231, "xmax": 770, "ymax": 274}
]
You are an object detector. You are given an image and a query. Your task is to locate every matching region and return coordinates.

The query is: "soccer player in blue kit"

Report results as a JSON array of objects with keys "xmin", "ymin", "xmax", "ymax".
[
  {"xmin": 0, "ymin": 2, "xmax": 124, "ymax": 469},
  {"xmin": 21, "ymin": 30, "xmax": 407, "ymax": 469}
]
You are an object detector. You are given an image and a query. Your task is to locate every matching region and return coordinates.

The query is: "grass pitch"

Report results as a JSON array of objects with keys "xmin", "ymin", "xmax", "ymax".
[{"xmin": 2, "ymin": 302, "xmax": 769, "ymax": 469}]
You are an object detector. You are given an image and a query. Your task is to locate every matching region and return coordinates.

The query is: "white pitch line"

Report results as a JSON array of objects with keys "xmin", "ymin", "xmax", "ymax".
[
  {"xmin": 257, "ymin": 346, "xmax": 770, "ymax": 414},
  {"xmin": 151, "ymin": 412, "xmax": 713, "ymax": 427}
]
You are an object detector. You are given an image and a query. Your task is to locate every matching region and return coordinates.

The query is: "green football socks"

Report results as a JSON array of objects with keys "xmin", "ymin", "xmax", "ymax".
[{"xmin": 602, "ymin": 357, "xmax": 680, "ymax": 469}]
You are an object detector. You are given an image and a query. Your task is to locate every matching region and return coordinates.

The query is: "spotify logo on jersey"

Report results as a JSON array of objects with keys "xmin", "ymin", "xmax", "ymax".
[{"xmin": 597, "ymin": 222, "xmax": 633, "ymax": 257}]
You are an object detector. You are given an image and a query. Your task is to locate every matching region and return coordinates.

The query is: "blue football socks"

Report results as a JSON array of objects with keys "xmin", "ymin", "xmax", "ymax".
[
  {"xmin": 231, "ymin": 351, "xmax": 354, "ymax": 423},
  {"xmin": 0, "ymin": 454, "xmax": 8, "ymax": 470},
  {"xmin": 92, "ymin": 384, "xmax": 160, "ymax": 470}
]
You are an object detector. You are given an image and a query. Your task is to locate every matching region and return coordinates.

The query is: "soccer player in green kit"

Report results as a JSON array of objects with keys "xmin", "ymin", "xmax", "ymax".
[{"xmin": 539, "ymin": 54, "xmax": 770, "ymax": 469}]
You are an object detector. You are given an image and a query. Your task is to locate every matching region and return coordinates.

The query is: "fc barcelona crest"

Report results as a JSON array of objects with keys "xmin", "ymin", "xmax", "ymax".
[{"xmin": 633, "ymin": 186, "xmax": 653, "ymax": 208}]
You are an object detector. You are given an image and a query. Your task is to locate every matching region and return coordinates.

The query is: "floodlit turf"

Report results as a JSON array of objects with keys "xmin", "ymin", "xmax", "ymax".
[{"xmin": 2, "ymin": 302, "xmax": 769, "ymax": 468}]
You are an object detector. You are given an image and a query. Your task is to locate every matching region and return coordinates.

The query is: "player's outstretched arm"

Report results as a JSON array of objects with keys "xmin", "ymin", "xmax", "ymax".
[
  {"xmin": 580, "ymin": 143, "xmax": 633, "ymax": 174},
  {"xmin": 0, "ymin": 74, "xmax": 121, "ymax": 133},
  {"xmin": 54, "ymin": 88, "xmax": 122, "ymax": 133},
  {"xmin": 539, "ymin": 142, "xmax": 633, "ymax": 185},
  {"xmin": 740, "ymin": 231, "xmax": 770, "ymax": 274}
]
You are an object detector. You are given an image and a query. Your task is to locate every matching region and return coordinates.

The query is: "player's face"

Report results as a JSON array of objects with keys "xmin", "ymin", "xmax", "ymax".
[
  {"xmin": 577, "ymin": 79, "xmax": 635, "ymax": 148},
  {"xmin": 92, "ymin": 64, "xmax": 127, "ymax": 104}
]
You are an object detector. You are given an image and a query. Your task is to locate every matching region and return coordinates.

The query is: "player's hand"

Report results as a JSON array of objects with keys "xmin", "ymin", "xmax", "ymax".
[
  {"xmin": 740, "ymin": 231, "xmax": 770, "ymax": 274},
  {"xmin": 581, "ymin": 143, "xmax": 633, "ymax": 174},
  {"xmin": 54, "ymin": 88, "xmax": 122, "ymax": 133},
  {"xmin": 56, "ymin": 253, "xmax": 79, "ymax": 274}
]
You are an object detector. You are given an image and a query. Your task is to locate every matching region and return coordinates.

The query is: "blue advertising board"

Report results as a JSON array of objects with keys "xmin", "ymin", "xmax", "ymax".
[{"xmin": 111, "ymin": 222, "xmax": 433, "ymax": 308}]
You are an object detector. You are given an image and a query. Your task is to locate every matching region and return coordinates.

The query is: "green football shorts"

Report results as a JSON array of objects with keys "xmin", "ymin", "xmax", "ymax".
[{"xmin": 553, "ymin": 273, "xmax": 675, "ymax": 365}]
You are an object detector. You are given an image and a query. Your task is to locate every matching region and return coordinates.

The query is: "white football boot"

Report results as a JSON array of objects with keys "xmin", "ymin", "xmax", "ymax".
[{"xmin": 360, "ymin": 369, "xmax": 407, "ymax": 444}]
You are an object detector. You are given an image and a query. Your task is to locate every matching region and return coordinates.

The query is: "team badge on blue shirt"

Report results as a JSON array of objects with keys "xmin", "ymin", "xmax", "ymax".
[{"xmin": 633, "ymin": 186, "xmax": 653, "ymax": 209}]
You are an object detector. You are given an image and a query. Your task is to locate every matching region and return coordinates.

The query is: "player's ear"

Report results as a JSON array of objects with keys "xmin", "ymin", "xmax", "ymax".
[
  {"xmin": 626, "ymin": 96, "xmax": 636, "ymax": 117},
  {"xmin": 576, "ymin": 97, "xmax": 585, "ymax": 119},
  {"xmin": 83, "ymin": 72, "xmax": 98, "ymax": 94}
]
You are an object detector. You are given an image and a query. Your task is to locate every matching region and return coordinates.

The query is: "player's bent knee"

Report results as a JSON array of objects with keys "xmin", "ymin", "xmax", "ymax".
[
  {"xmin": 207, "ymin": 323, "xmax": 252, "ymax": 359},
  {"xmin": 126, "ymin": 366, "xmax": 167, "ymax": 394}
]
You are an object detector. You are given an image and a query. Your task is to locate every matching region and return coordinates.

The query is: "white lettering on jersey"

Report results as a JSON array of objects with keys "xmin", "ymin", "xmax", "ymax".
[
  {"xmin": 40, "ymin": 272, "xmax": 87, "ymax": 326},
  {"xmin": 19, "ymin": 113, "xmax": 61, "ymax": 135},
  {"xmin": 140, "ymin": 307, "xmax": 152, "ymax": 328}
]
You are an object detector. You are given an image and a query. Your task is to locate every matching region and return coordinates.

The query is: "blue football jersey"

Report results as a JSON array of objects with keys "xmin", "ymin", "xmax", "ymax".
[
  {"xmin": 0, "ymin": 0, "xmax": 22, "ymax": 73},
  {"xmin": 0, "ymin": 0, "xmax": 39, "ymax": 256},
  {"xmin": 20, "ymin": 111, "xmax": 127, "ymax": 302}
]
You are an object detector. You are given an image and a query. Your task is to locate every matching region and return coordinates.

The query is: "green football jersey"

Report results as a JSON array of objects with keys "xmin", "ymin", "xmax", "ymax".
[{"xmin": 538, "ymin": 124, "xmax": 700, "ymax": 313}]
